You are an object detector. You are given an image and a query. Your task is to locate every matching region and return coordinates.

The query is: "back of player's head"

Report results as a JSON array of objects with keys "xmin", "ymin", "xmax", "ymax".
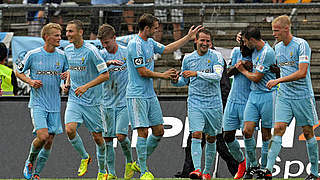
[
  {"xmin": 272, "ymin": 15, "xmax": 291, "ymax": 30},
  {"xmin": 41, "ymin": 23, "xmax": 62, "ymax": 40},
  {"xmin": 138, "ymin": 13, "xmax": 159, "ymax": 31},
  {"xmin": 239, "ymin": 31, "xmax": 253, "ymax": 57},
  {"xmin": 97, "ymin": 24, "xmax": 115, "ymax": 40},
  {"xmin": 0, "ymin": 42, "xmax": 8, "ymax": 62},
  {"xmin": 243, "ymin": 26, "xmax": 261, "ymax": 40},
  {"xmin": 67, "ymin": 20, "xmax": 84, "ymax": 31},
  {"xmin": 195, "ymin": 28, "xmax": 213, "ymax": 41}
]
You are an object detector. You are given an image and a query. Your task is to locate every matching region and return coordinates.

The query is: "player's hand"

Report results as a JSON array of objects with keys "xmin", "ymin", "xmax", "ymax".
[
  {"xmin": 162, "ymin": 68, "xmax": 177, "ymax": 80},
  {"xmin": 266, "ymin": 79, "xmax": 279, "ymax": 90},
  {"xmin": 107, "ymin": 60, "xmax": 124, "ymax": 66},
  {"xmin": 60, "ymin": 71, "xmax": 69, "ymax": 80},
  {"xmin": 29, "ymin": 80, "xmax": 43, "ymax": 89},
  {"xmin": 182, "ymin": 70, "xmax": 197, "ymax": 78},
  {"xmin": 187, "ymin": 25, "xmax": 203, "ymax": 40},
  {"xmin": 236, "ymin": 32, "xmax": 242, "ymax": 44},
  {"xmin": 235, "ymin": 61, "xmax": 246, "ymax": 72},
  {"xmin": 75, "ymin": 85, "xmax": 89, "ymax": 97},
  {"xmin": 62, "ymin": 83, "xmax": 70, "ymax": 94},
  {"xmin": 171, "ymin": 71, "xmax": 181, "ymax": 83}
]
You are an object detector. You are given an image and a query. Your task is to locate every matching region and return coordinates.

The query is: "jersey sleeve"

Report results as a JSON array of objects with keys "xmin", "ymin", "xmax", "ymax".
[
  {"xmin": 62, "ymin": 55, "xmax": 69, "ymax": 72},
  {"xmin": 197, "ymin": 53, "xmax": 224, "ymax": 82},
  {"xmin": 298, "ymin": 40, "xmax": 311, "ymax": 64},
  {"xmin": 128, "ymin": 40, "xmax": 146, "ymax": 68},
  {"xmin": 90, "ymin": 46, "xmax": 108, "ymax": 74},
  {"xmin": 256, "ymin": 49, "xmax": 274, "ymax": 74},
  {"xmin": 151, "ymin": 38, "xmax": 165, "ymax": 55},
  {"xmin": 16, "ymin": 50, "xmax": 32, "ymax": 73}
]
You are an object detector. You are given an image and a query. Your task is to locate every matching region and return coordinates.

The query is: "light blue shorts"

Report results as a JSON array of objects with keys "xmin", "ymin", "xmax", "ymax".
[
  {"xmin": 30, "ymin": 107, "xmax": 63, "ymax": 135},
  {"xmin": 275, "ymin": 96, "xmax": 318, "ymax": 127},
  {"xmin": 65, "ymin": 102, "xmax": 104, "ymax": 133},
  {"xmin": 244, "ymin": 91, "xmax": 276, "ymax": 129},
  {"xmin": 223, "ymin": 100, "xmax": 247, "ymax": 131},
  {"xmin": 103, "ymin": 106, "xmax": 130, "ymax": 137},
  {"xmin": 127, "ymin": 97, "xmax": 164, "ymax": 129},
  {"xmin": 188, "ymin": 106, "xmax": 222, "ymax": 136}
]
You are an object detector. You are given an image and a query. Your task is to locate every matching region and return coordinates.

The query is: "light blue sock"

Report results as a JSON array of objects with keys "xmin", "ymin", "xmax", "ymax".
[
  {"xmin": 306, "ymin": 137, "xmax": 319, "ymax": 176},
  {"xmin": 191, "ymin": 138, "xmax": 202, "ymax": 171},
  {"xmin": 146, "ymin": 134, "xmax": 162, "ymax": 157},
  {"xmin": 119, "ymin": 137, "xmax": 133, "ymax": 164},
  {"xmin": 203, "ymin": 141, "xmax": 216, "ymax": 174},
  {"xmin": 69, "ymin": 133, "xmax": 89, "ymax": 159},
  {"xmin": 96, "ymin": 143, "xmax": 106, "ymax": 174},
  {"xmin": 137, "ymin": 137, "xmax": 147, "ymax": 175},
  {"xmin": 105, "ymin": 141, "xmax": 116, "ymax": 176},
  {"xmin": 245, "ymin": 152, "xmax": 250, "ymax": 170},
  {"xmin": 27, "ymin": 144, "xmax": 41, "ymax": 164},
  {"xmin": 227, "ymin": 139, "xmax": 245, "ymax": 163},
  {"xmin": 34, "ymin": 148, "xmax": 51, "ymax": 175},
  {"xmin": 261, "ymin": 140, "xmax": 270, "ymax": 169},
  {"xmin": 244, "ymin": 137, "xmax": 258, "ymax": 167},
  {"xmin": 266, "ymin": 136, "xmax": 282, "ymax": 171}
]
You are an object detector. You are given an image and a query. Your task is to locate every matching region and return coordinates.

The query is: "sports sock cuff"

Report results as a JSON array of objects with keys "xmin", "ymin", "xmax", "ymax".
[
  {"xmin": 273, "ymin": 135, "xmax": 282, "ymax": 143},
  {"xmin": 106, "ymin": 141, "xmax": 113, "ymax": 146},
  {"xmin": 150, "ymin": 134, "xmax": 162, "ymax": 140},
  {"xmin": 192, "ymin": 138, "xmax": 202, "ymax": 143},
  {"xmin": 69, "ymin": 133, "xmax": 80, "ymax": 143}
]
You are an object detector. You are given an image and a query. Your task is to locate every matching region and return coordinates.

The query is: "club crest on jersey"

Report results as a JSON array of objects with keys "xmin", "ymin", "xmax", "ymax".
[
  {"xmin": 17, "ymin": 62, "xmax": 24, "ymax": 71},
  {"xmin": 81, "ymin": 57, "xmax": 85, "ymax": 64},
  {"xmin": 123, "ymin": 57, "xmax": 127, "ymax": 61},
  {"xmin": 208, "ymin": 60, "xmax": 211, "ymax": 63},
  {"xmin": 290, "ymin": 51, "xmax": 293, "ymax": 58},
  {"xmin": 55, "ymin": 62, "xmax": 60, "ymax": 69},
  {"xmin": 134, "ymin": 57, "xmax": 143, "ymax": 65}
]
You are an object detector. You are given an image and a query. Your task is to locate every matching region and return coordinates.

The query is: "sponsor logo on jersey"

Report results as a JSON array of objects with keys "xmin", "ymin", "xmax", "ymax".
[
  {"xmin": 279, "ymin": 61, "xmax": 295, "ymax": 66},
  {"xmin": 69, "ymin": 66, "xmax": 86, "ymax": 71},
  {"xmin": 134, "ymin": 57, "xmax": 143, "ymax": 65},
  {"xmin": 108, "ymin": 66, "xmax": 127, "ymax": 72},
  {"xmin": 36, "ymin": 70, "xmax": 60, "ymax": 75}
]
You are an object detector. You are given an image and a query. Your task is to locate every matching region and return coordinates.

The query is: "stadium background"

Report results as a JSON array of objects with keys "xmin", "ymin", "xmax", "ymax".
[{"xmin": 1, "ymin": 0, "xmax": 320, "ymax": 178}]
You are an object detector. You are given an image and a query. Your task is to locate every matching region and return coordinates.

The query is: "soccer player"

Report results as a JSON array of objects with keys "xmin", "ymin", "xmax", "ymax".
[
  {"xmin": 235, "ymin": 26, "xmax": 277, "ymax": 179},
  {"xmin": 16, "ymin": 23, "xmax": 68, "ymax": 180},
  {"xmin": 223, "ymin": 32, "xmax": 253, "ymax": 179},
  {"xmin": 172, "ymin": 28, "xmax": 224, "ymax": 180},
  {"xmin": 126, "ymin": 13, "xmax": 201, "ymax": 179},
  {"xmin": 260, "ymin": 15, "xmax": 319, "ymax": 180},
  {"xmin": 97, "ymin": 24, "xmax": 140, "ymax": 179},
  {"xmin": 63, "ymin": 20, "xmax": 109, "ymax": 179}
]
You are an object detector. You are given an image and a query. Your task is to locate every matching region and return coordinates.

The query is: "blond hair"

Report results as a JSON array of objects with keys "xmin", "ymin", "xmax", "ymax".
[
  {"xmin": 272, "ymin": 15, "xmax": 291, "ymax": 30},
  {"xmin": 41, "ymin": 23, "xmax": 62, "ymax": 40}
]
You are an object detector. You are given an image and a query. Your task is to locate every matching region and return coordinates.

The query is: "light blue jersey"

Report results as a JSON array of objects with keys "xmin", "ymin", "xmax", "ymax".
[
  {"xmin": 101, "ymin": 45, "xmax": 128, "ymax": 107},
  {"xmin": 250, "ymin": 42, "xmax": 276, "ymax": 92},
  {"xmin": 275, "ymin": 36, "xmax": 314, "ymax": 99},
  {"xmin": 126, "ymin": 35, "xmax": 165, "ymax": 98},
  {"xmin": 228, "ymin": 47, "xmax": 251, "ymax": 104},
  {"xmin": 173, "ymin": 49, "xmax": 224, "ymax": 109},
  {"xmin": 17, "ymin": 47, "xmax": 68, "ymax": 112},
  {"xmin": 65, "ymin": 42, "xmax": 108, "ymax": 106}
]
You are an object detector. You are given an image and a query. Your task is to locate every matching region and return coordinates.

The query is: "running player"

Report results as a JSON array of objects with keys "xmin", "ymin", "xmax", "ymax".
[
  {"xmin": 235, "ymin": 26, "xmax": 277, "ymax": 179},
  {"xmin": 16, "ymin": 23, "xmax": 68, "ymax": 180},
  {"xmin": 97, "ymin": 24, "xmax": 140, "ymax": 179},
  {"xmin": 260, "ymin": 15, "xmax": 319, "ymax": 180},
  {"xmin": 172, "ymin": 28, "xmax": 224, "ymax": 180},
  {"xmin": 223, "ymin": 31, "xmax": 253, "ymax": 179},
  {"xmin": 126, "ymin": 13, "xmax": 201, "ymax": 179},
  {"xmin": 63, "ymin": 20, "xmax": 109, "ymax": 180}
]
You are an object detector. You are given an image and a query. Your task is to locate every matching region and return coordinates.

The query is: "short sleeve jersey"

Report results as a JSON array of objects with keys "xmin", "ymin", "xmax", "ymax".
[
  {"xmin": 227, "ymin": 47, "xmax": 251, "ymax": 104},
  {"xmin": 65, "ymin": 42, "xmax": 108, "ymax": 106},
  {"xmin": 101, "ymin": 45, "xmax": 128, "ymax": 107},
  {"xmin": 250, "ymin": 42, "xmax": 277, "ymax": 92},
  {"xmin": 126, "ymin": 35, "xmax": 165, "ymax": 98},
  {"xmin": 275, "ymin": 36, "xmax": 314, "ymax": 99},
  {"xmin": 17, "ymin": 47, "xmax": 68, "ymax": 112}
]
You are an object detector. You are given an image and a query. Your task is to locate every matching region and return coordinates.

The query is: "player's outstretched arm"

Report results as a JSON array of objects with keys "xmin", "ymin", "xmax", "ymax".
[
  {"xmin": 162, "ymin": 25, "xmax": 203, "ymax": 54},
  {"xmin": 75, "ymin": 71, "xmax": 109, "ymax": 97}
]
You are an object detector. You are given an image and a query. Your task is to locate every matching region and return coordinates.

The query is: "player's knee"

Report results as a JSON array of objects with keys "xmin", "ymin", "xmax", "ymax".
[
  {"xmin": 273, "ymin": 124, "xmax": 286, "ymax": 136},
  {"xmin": 65, "ymin": 126, "xmax": 76, "ymax": 139},
  {"xmin": 153, "ymin": 129, "xmax": 164, "ymax": 137},
  {"xmin": 192, "ymin": 131, "xmax": 202, "ymax": 139},
  {"xmin": 38, "ymin": 133, "xmax": 49, "ymax": 143},
  {"xmin": 104, "ymin": 137, "xmax": 113, "ymax": 142},
  {"xmin": 223, "ymin": 132, "xmax": 235, "ymax": 143},
  {"xmin": 206, "ymin": 135, "xmax": 216, "ymax": 143},
  {"xmin": 303, "ymin": 127, "xmax": 314, "ymax": 140},
  {"xmin": 92, "ymin": 132, "xmax": 104, "ymax": 145},
  {"xmin": 243, "ymin": 129, "xmax": 253, "ymax": 139}
]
